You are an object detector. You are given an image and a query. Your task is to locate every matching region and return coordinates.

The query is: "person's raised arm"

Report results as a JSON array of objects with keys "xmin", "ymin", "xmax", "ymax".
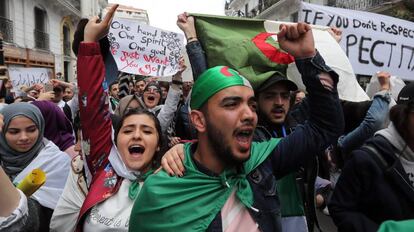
[
  {"xmin": 338, "ymin": 91, "xmax": 390, "ymax": 157},
  {"xmin": 157, "ymin": 57, "xmax": 185, "ymax": 133},
  {"xmin": 77, "ymin": 4, "xmax": 118, "ymax": 176},
  {"xmin": 269, "ymin": 23, "xmax": 344, "ymax": 178},
  {"xmin": 177, "ymin": 13, "xmax": 207, "ymax": 81}
]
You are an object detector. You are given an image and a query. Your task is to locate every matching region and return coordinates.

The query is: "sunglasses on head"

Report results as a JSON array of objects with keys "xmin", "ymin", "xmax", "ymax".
[{"xmin": 145, "ymin": 86, "xmax": 160, "ymax": 93}]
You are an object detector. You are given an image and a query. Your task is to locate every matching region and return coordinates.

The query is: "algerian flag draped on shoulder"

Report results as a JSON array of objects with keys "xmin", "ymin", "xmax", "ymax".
[{"xmin": 193, "ymin": 14, "xmax": 369, "ymax": 102}]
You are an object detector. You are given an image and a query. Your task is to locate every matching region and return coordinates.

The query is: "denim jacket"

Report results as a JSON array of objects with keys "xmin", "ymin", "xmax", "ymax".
[{"xmin": 186, "ymin": 41, "xmax": 344, "ymax": 232}]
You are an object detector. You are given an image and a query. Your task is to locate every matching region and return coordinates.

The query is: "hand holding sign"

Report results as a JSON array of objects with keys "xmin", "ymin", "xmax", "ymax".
[
  {"xmin": 84, "ymin": 4, "xmax": 119, "ymax": 42},
  {"xmin": 175, "ymin": 57, "xmax": 187, "ymax": 76},
  {"xmin": 277, "ymin": 22, "xmax": 316, "ymax": 59}
]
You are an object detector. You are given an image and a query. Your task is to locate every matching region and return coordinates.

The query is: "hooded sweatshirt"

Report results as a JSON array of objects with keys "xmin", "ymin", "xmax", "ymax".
[{"xmin": 376, "ymin": 123, "xmax": 414, "ymax": 186}]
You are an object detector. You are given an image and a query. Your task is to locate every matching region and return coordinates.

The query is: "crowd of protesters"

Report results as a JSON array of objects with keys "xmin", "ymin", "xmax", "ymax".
[{"xmin": 0, "ymin": 4, "xmax": 413, "ymax": 232}]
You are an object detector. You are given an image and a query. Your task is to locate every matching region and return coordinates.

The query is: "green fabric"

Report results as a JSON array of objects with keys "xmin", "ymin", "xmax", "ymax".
[
  {"xmin": 129, "ymin": 139, "xmax": 281, "ymax": 232},
  {"xmin": 128, "ymin": 169, "xmax": 154, "ymax": 200},
  {"xmin": 378, "ymin": 220, "xmax": 414, "ymax": 232},
  {"xmin": 190, "ymin": 66, "xmax": 252, "ymax": 109},
  {"xmin": 192, "ymin": 14, "xmax": 293, "ymax": 90},
  {"xmin": 277, "ymin": 173, "xmax": 305, "ymax": 217}
]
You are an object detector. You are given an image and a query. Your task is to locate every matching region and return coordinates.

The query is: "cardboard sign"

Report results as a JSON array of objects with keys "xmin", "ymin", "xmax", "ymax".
[
  {"xmin": 8, "ymin": 67, "xmax": 50, "ymax": 92},
  {"xmin": 108, "ymin": 18, "xmax": 184, "ymax": 77},
  {"xmin": 299, "ymin": 2, "xmax": 414, "ymax": 81}
]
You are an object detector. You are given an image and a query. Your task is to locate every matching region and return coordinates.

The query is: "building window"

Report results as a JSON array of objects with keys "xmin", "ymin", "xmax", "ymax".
[
  {"xmin": 34, "ymin": 7, "xmax": 49, "ymax": 50},
  {"xmin": 64, "ymin": 61, "xmax": 70, "ymax": 82},
  {"xmin": 0, "ymin": 0, "xmax": 13, "ymax": 43},
  {"xmin": 63, "ymin": 25, "xmax": 71, "ymax": 56}
]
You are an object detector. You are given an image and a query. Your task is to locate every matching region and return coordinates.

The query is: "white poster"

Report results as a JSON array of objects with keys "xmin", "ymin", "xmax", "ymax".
[
  {"xmin": 8, "ymin": 67, "xmax": 50, "ymax": 92},
  {"xmin": 299, "ymin": 2, "xmax": 414, "ymax": 81},
  {"xmin": 108, "ymin": 17, "xmax": 184, "ymax": 77}
]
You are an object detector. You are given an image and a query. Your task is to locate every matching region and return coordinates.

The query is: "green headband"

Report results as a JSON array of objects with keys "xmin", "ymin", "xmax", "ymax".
[{"xmin": 190, "ymin": 66, "xmax": 252, "ymax": 110}]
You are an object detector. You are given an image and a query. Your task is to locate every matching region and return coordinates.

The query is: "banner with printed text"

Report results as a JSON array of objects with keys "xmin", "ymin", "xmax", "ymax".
[
  {"xmin": 299, "ymin": 2, "xmax": 414, "ymax": 81},
  {"xmin": 8, "ymin": 67, "xmax": 50, "ymax": 92},
  {"xmin": 108, "ymin": 17, "xmax": 184, "ymax": 77}
]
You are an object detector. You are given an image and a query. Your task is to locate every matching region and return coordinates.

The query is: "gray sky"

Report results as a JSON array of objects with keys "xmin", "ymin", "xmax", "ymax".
[{"xmin": 108, "ymin": 0, "xmax": 226, "ymax": 33}]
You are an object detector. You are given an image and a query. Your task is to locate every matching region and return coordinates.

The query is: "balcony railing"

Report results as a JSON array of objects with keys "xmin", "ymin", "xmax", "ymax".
[
  {"xmin": 34, "ymin": 29, "xmax": 49, "ymax": 50},
  {"xmin": 63, "ymin": 40, "xmax": 71, "ymax": 56},
  {"xmin": 0, "ymin": 16, "xmax": 13, "ymax": 43}
]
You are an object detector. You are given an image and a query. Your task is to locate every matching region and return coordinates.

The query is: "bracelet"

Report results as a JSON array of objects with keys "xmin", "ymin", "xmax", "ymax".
[
  {"xmin": 172, "ymin": 80, "xmax": 183, "ymax": 85},
  {"xmin": 186, "ymin": 37, "xmax": 196, "ymax": 41}
]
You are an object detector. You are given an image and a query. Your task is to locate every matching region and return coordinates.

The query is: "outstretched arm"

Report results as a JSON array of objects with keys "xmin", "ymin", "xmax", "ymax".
[
  {"xmin": 77, "ymin": 4, "xmax": 118, "ymax": 176},
  {"xmin": 338, "ymin": 91, "xmax": 390, "ymax": 157},
  {"xmin": 177, "ymin": 13, "xmax": 208, "ymax": 81},
  {"xmin": 270, "ymin": 23, "xmax": 344, "ymax": 178}
]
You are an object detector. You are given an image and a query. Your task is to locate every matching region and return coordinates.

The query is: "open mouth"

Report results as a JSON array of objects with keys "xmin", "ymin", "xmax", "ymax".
[
  {"xmin": 234, "ymin": 128, "xmax": 254, "ymax": 151},
  {"xmin": 128, "ymin": 145, "xmax": 145, "ymax": 156},
  {"xmin": 147, "ymin": 96, "xmax": 155, "ymax": 101},
  {"xmin": 271, "ymin": 108, "xmax": 285, "ymax": 114}
]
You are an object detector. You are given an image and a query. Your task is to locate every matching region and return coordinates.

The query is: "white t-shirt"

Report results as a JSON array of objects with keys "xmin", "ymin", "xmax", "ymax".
[{"xmin": 83, "ymin": 179, "xmax": 142, "ymax": 232}]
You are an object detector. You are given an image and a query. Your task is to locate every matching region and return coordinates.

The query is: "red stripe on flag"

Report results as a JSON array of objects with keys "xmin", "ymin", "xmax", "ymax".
[{"xmin": 252, "ymin": 32, "xmax": 294, "ymax": 64}]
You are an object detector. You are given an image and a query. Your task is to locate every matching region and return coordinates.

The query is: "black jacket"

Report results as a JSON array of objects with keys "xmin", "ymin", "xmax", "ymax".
[
  {"xmin": 186, "ymin": 40, "xmax": 343, "ymax": 232},
  {"xmin": 329, "ymin": 135, "xmax": 414, "ymax": 232}
]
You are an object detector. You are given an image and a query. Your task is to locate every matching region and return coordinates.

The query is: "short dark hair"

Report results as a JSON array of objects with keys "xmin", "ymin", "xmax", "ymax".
[
  {"xmin": 389, "ymin": 102, "xmax": 414, "ymax": 143},
  {"xmin": 109, "ymin": 81, "xmax": 119, "ymax": 91},
  {"xmin": 114, "ymin": 108, "xmax": 165, "ymax": 168},
  {"xmin": 53, "ymin": 86, "xmax": 63, "ymax": 93}
]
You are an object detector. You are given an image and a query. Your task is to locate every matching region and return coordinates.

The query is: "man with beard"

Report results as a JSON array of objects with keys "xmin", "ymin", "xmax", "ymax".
[
  {"xmin": 254, "ymin": 74, "xmax": 311, "ymax": 232},
  {"xmin": 134, "ymin": 78, "xmax": 146, "ymax": 96},
  {"xmin": 129, "ymin": 22, "xmax": 343, "ymax": 232}
]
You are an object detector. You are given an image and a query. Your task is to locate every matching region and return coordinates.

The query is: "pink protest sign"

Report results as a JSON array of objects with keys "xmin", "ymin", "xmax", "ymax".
[{"xmin": 108, "ymin": 18, "xmax": 184, "ymax": 77}]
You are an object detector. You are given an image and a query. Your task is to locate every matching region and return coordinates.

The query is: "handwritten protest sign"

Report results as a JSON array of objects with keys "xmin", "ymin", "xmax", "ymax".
[
  {"xmin": 299, "ymin": 2, "xmax": 414, "ymax": 81},
  {"xmin": 8, "ymin": 67, "xmax": 50, "ymax": 92},
  {"xmin": 108, "ymin": 17, "xmax": 184, "ymax": 77}
]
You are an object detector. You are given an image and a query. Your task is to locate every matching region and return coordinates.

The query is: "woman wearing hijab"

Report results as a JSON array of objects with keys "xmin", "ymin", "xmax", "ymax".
[
  {"xmin": 329, "ymin": 83, "xmax": 414, "ymax": 232},
  {"xmin": 50, "ymin": 6, "xmax": 165, "ymax": 231},
  {"xmin": 0, "ymin": 102, "xmax": 70, "ymax": 232}
]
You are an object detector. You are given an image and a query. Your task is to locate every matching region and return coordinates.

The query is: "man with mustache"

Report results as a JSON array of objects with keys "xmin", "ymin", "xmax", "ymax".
[
  {"xmin": 129, "ymin": 22, "xmax": 343, "ymax": 232},
  {"xmin": 177, "ymin": 15, "xmax": 313, "ymax": 232},
  {"xmin": 254, "ymin": 72, "xmax": 310, "ymax": 232}
]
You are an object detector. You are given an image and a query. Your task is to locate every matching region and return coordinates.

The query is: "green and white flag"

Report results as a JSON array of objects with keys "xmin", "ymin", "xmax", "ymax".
[{"xmin": 193, "ymin": 14, "xmax": 369, "ymax": 102}]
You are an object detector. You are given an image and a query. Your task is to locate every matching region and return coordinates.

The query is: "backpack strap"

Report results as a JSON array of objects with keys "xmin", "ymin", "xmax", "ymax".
[{"xmin": 363, "ymin": 144, "xmax": 389, "ymax": 170}]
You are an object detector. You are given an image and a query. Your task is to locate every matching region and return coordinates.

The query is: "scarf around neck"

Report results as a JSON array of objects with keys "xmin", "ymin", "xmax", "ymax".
[
  {"xmin": 0, "ymin": 103, "xmax": 46, "ymax": 179},
  {"xmin": 108, "ymin": 145, "xmax": 153, "ymax": 200},
  {"xmin": 129, "ymin": 138, "xmax": 280, "ymax": 231}
]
